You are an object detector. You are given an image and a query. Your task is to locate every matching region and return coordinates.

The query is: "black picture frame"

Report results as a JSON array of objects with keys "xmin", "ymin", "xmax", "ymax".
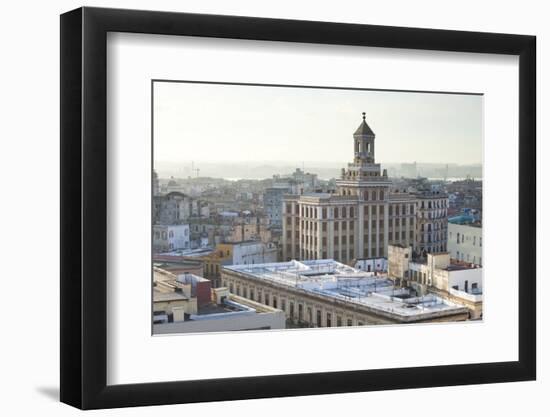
[{"xmin": 60, "ymin": 6, "xmax": 536, "ymax": 410}]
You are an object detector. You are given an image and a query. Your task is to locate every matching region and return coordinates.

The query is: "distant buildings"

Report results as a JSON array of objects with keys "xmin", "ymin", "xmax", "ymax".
[
  {"xmin": 263, "ymin": 186, "xmax": 291, "ymax": 228},
  {"xmin": 272, "ymin": 168, "xmax": 319, "ymax": 194},
  {"xmin": 153, "ymin": 268, "xmax": 285, "ymax": 334},
  {"xmin": 153, "ymin": 191, "xmax": 209, "ymax": 225},
  {"xmin": 282, "ymin": 114, "xmax": 448, "ymax": 264},
  {"xmin": 153, "ymin": 224, "xmax": 190, "ymax": 252},
  {"xmin": 222, "ymin": 259, "xmax": 469, "ymax": 326}
]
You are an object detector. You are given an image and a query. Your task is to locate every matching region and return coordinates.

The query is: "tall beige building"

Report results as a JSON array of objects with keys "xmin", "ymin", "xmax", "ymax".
[{"xmin": 282, "ymin": 114, "xmax": 447, "ymax": 264}]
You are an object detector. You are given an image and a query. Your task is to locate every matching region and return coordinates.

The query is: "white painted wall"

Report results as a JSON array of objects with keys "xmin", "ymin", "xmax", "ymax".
[
  {"xmin": 448, "ymin": 268, "xmax": 483, "ymax": 293},
  {"xmin": 232, "ymin": 242, "xmax": 278, "ymax": 265}
]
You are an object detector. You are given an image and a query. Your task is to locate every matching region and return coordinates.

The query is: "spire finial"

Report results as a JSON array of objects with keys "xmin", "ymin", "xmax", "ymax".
[{"xmin": 362, "ymin": 112, "xmax": 366, "ymax": 121}]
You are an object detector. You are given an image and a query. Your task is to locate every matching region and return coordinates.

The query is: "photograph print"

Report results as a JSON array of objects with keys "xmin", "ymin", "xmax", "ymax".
[{"xmin": 152, "ymin": 81, "xmax": 483, "ymax": 335}]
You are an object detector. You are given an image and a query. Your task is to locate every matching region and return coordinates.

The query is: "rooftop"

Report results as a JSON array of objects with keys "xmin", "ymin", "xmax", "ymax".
[
  {"xmin": 354, "ymin": 113, "xmax": 375, "ymax": 136},
  {"xmin": 224, "ymin": 260, "xmax": 466, "ymax": 320}
]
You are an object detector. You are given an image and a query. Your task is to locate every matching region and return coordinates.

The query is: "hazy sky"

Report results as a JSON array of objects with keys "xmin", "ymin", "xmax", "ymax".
[{"xmin": 153, "ymin": 81, "xmax": 482, "ymax": 166}]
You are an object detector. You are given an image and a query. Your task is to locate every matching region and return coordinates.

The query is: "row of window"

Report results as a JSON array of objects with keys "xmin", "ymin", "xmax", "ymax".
[
  {"xmin": 224, "ymin": 279, "xmax": 368, "ymax": 327},
  {"xmin": 455, "ymin": 251, "xmax": 482, "ymax": 265},
  {"xmin": 154, "ymin": 230, "xmax": 189, "ymax": 240},
  {"xmin": 418, "ymin": 200, "xmax": 448, "ymax": 209},
  {"xmin": 451, "ymin": 232, "xmax": 482, "ymax": 247}
]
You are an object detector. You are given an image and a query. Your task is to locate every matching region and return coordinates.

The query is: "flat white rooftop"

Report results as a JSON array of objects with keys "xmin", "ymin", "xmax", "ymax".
[{"xmin": 225, "ymin": 260, "xmax": 467, "ymax": 319}]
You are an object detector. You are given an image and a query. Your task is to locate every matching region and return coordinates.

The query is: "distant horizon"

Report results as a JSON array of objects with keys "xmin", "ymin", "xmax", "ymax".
[
  {"xmin": 154, "ymin": 160, "xmax": 482, "ymax": 182},
  {"xmin": 154, "ymin": 159, "xmax": 483, "ymax": 167}
]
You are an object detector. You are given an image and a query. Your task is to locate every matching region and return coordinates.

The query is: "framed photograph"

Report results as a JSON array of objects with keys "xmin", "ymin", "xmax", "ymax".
[{"xmin": 60, "ymin": 6, "xmax": 536, "ymax": 409}]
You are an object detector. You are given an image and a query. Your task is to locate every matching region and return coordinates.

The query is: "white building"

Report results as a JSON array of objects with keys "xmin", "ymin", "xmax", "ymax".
[
  {"xmin": 231, "ymin": 241, "xmax": 278, "ymax": 265},
  {"xmin": 354, "ymin": 257, "xmax": 387, "ymax": 273},
  {"xmin": 222, "ymin": 259, "xmax": 469, "ymax": 326},
  {"xmin": 153, "ymin": 224, "xmax": 190, "ymax": 253},
  {"xmin": 387, "ymin": 245, "xmax": 483, "ymax": 319},
  {"xmin": 448, "ymin": 221, "xmax": 483, "ymax": 266}
]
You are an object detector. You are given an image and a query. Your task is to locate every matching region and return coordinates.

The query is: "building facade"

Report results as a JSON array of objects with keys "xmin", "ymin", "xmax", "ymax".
[
  {"xmin": 448, "ymin": 221, "xmax": 483, "ymax": 266},
  {"xmin": 153, "ymin": 224, "xmax": 190, "ymax": 253},
  {"xmin": 387, "ymin": 245, "xmax": 483, "ymax": 319},
  {"xmin": 263, "ymin": 186, "xmax": 291, "ymax": 229},
  {"xmin": 153, "ymin": 191, "xmax": 209, "ymax": 225},
  {"xmin": 282, "ymin": 114, "xmax": 448, "ymax": 264},
  {"xmin": 221, "ymin": 260, "xmax": 469, "ymax": 327}
]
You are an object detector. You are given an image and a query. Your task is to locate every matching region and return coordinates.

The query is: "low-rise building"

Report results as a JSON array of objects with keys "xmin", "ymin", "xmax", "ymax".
[
  {"xmin": 159, "ymin": 241, "xmax": 278, "ymax": 288},
  {"xmin": 153, "ymin": 268, "xmax": 285, "ymax": 334},
  {"xmin": 153, "ymin": 191, "xmax": 209, "ymax": 225},
  {"xmin": 353, "ymin": 257, "xmax": 387, "ymax": 273},
  {"xmin": 221, "ymin": 259, "xmax": 469, "ymax": 327},
  {"xmin": 152, "ymin": 255, "xmax": 204, "ymax": 276},
  {"xmin": 387, "ymin": 245, "xmax": 483, "ymax": 319},
  {"xmin": 153, "ymin": 224, "xmax": 190, "ymax": 252}
]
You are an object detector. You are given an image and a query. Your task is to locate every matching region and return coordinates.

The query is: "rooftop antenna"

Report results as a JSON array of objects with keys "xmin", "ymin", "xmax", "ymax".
[{"xmin": 362, "ymin": 112, "xmax": 366, "ymax": 121}]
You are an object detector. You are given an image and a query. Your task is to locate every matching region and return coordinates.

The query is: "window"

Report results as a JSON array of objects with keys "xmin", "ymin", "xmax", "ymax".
[
  {"xmin": 326, "ymin": 312, "xmax": 332, "ymax": 327},
  {"xmin": 273, "ymin": 297, "xmax": 277, "ymax": 309},
  {"xmin": 347, "ymin": 319, "xmax": 353, "ymax": 326},
  {"xmin": 337, "ymin": 316, "xmax": 342, "ymax": 327},
  {"xmin": 282, "ymin": 299, "xmax": 286, "ymax": 312},
  {"xmin": 316, "ymin": 310, "xmax": 322, "ymax": 327}
]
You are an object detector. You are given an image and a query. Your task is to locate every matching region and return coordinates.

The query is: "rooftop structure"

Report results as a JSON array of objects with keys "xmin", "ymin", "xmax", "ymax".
[
  {"xmin": 387, "ymin": 245, "xmax": 483, "ymax": 319},
  {"xmin": 224, "ymin": 259, "xmax": 468, "ymax": 324},
  {"xmin": 153, "ymin": 269, "xmax": 285, "ymax": 334}
]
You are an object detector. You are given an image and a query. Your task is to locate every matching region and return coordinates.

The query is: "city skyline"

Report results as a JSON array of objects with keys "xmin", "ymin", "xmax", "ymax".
[
  {"xmin": 152, "ymin": 81, "xmax": 483, "ymax": 334},
  {"xmin": 153, "ymin": 81, "xmax": 483, "ymax": 166}
]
